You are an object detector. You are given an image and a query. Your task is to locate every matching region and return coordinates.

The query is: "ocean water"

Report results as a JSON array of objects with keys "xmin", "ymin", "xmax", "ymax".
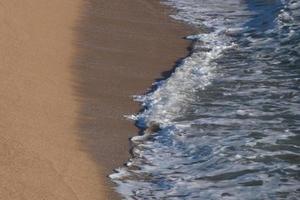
[{"xmin": 110, "ymin": 0, "xmax": 300, "ymax": 199}]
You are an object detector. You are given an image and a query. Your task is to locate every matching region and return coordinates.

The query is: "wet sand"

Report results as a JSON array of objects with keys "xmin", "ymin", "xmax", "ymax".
[{"xmin": 0, "ymin": 0, "xmax": 191, "ymax": 199}]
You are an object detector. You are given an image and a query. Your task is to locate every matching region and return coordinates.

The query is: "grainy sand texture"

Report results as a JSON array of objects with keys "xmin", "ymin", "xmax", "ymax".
[{"xmin": 0, "ymin": 0, "xmax": 191, "ymax": 199}]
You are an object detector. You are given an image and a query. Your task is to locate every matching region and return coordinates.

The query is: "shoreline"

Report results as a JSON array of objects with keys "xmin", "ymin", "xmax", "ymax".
[
  {"xmin": 0, "ymin": 0, "xmax": 192, "ymax": 199},
  {"xmin": 73, "ymin": 1, "xmax": 193, "ymax": 199}
]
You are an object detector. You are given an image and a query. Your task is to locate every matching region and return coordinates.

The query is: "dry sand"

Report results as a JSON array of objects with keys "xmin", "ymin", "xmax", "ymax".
[{"xmin": 0, "ymin": 0, "xmax": 191, "ymax": 199}]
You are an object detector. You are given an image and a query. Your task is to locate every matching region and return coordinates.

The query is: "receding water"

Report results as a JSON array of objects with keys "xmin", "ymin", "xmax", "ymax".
[{"xmin": 110, "ymin": 0, "xmax": 300, "ymax": 199}]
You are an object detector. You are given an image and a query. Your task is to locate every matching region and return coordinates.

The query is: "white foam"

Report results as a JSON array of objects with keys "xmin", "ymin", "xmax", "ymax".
[{"xmin": 110, "ymin": 0, "xmax": 300, "ymax": 199}]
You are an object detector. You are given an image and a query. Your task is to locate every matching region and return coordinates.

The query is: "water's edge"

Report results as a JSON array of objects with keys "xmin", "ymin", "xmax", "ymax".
[{"xmin": 110, "ymin": 0, "xmax": 300, "ymax": 199}]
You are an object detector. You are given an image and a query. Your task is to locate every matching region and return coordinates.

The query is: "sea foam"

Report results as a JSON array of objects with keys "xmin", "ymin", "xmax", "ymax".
[{"xmin": 110, "ymin": 0, "xmax": 300, "ymax": 199}]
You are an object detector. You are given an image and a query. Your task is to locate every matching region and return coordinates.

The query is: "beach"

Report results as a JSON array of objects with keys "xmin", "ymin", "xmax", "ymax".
[
  {"xmin": 110, "ymin": 1, "xmax": 300, "ymax": 199},
  {"xmin": 0, "ymin": 0, "xmax": 191, "ymax": 199}
]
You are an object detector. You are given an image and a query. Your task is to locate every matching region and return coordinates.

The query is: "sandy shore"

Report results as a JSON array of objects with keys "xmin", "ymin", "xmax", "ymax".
[{"xmin": 0, "ymin": 0, "xmax": 191, "ymax": 199}]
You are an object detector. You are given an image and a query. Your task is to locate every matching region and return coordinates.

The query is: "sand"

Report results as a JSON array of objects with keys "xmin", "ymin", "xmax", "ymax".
[{"xmin": 0, "ymin": 0, "xmax": 191, "ymax": 199}]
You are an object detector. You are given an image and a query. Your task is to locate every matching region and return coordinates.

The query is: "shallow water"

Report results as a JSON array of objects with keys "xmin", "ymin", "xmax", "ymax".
[{"xmin": 110, "ymin": 0, "xmax": 300, "ymax": 199}]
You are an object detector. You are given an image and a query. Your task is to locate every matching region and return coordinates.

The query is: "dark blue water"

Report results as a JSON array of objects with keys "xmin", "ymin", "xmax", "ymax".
[{"xmin": 110, "ymin": 0, "xmax": 300, "ymax": 199}]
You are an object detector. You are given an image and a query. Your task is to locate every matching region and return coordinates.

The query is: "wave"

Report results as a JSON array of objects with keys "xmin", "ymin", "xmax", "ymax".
[{"xmin": 110, "ymin": 0, "xmax": 300, "ymax": 199}]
